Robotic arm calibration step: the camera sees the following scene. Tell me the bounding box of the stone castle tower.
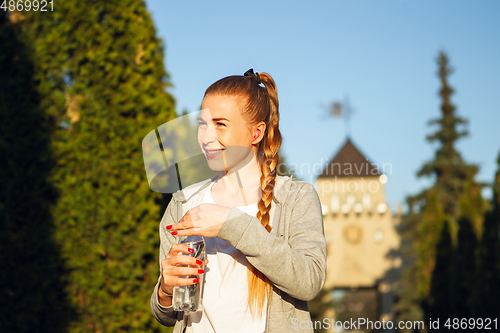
[316,137,401,332]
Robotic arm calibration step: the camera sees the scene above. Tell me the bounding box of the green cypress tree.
[453,216,478,319]
[452,165,487,319]
[477,152,500,318]
[422,220,454,331]
[394,194,426,333]
[0,11,74,332]
[16,1,177,331]
[415,190,445,302]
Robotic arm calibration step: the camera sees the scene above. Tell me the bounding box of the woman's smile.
[205,148,224,159]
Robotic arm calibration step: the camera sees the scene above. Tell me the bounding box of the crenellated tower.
[316,137,401,332]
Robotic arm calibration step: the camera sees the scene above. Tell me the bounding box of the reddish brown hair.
[204,72,282,315]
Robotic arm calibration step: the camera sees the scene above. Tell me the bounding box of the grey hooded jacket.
[150,174,327,332]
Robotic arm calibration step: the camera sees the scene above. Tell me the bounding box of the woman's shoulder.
[277,174,315,190]
[276,175,318,204]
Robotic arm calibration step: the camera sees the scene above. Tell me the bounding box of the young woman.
[150,69,327,332]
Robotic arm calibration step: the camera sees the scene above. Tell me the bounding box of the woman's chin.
[205,159,227,171]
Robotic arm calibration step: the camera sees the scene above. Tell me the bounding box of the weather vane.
[320,94,354,138]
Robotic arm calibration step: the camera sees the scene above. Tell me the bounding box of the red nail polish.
[188,248,194,253]
[166,225,172,230]
[171,231,178,235]
[198,269,204,274]
[196,260,202,265]
[193,279,199,283]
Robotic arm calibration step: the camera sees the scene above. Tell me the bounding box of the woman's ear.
[251,122,266,144]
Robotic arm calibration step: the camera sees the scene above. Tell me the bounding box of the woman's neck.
[213,153,262,205]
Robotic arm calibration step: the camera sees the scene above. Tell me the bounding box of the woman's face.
[198,94,255,173]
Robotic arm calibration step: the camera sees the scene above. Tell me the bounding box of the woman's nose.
[200,127,217,144]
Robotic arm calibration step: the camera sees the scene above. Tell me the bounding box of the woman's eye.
[216,122,225,127]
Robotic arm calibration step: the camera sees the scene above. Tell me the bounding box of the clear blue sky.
[144,0,500,212]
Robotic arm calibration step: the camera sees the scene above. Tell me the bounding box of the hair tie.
[244,68,261,84]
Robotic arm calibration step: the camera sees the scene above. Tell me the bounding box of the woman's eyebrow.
[197,116,230,122]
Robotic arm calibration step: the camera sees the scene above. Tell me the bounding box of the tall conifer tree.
[0,11,74,332]
[395,50,484,331]
[15,1,177,331]
[417,51,470,221]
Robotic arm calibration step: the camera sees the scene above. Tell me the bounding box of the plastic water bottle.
[172,235,205,312]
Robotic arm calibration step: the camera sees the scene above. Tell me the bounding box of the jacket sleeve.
[216,181,327,301]
[150,196,180,327]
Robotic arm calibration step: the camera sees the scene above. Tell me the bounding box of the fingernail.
[198,269,204,274]
[166,225,172,230]
[171,231,178,235]
[193,279,199,283]
[188,248,194,253]
[196,260,202,265]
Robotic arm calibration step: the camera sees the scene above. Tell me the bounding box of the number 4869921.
[444,318,497,330]
[1,0,54,12]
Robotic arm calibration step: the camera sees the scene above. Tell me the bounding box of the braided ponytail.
[247,72,282,316]
[255,73,281,231]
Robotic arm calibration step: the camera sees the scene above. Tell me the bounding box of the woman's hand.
[158,243,208,307]
[167,203,232,238]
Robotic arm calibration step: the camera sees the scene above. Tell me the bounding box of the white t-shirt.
[187,182,267,333]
